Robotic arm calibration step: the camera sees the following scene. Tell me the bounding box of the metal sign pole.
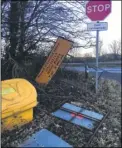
[96,21,99,93]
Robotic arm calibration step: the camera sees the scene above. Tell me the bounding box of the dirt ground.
[1,71,121,147]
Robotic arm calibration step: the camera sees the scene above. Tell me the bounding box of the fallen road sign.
[20,129,72,147]
[35,37,73,84]
[87,22,108,31]
[52,103,104,130]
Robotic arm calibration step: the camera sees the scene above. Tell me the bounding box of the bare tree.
[1,0,95,60]
[84,53,93,57]
[109,39,121,56]
[1,0,97,79]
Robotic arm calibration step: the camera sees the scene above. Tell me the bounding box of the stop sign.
[86,0,112,21]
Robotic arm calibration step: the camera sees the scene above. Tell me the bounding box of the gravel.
[1,71,121,147]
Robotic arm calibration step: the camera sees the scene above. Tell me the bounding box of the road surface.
[63,66,121,84]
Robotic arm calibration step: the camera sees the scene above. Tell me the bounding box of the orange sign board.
[35,37,73,84]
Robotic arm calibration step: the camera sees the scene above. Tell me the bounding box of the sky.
[100,1,121,49]
[80,1,121,56]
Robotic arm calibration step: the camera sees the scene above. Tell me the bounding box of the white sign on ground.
[87,22,108,31]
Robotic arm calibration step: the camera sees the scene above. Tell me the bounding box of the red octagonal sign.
[86,0,112,21]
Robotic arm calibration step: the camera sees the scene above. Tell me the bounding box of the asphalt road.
[90,71,121,84]
[63,66,121,84]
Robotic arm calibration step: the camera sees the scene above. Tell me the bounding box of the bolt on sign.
[35,37,73,84]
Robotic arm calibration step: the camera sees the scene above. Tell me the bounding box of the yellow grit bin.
[1,78,38,132]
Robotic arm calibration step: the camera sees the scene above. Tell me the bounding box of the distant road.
[63,61,121,65]
[63,66,121,84]
[91,71,121,84]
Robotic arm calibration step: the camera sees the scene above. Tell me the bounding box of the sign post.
[86,0,112,93]
[96,22,99,93]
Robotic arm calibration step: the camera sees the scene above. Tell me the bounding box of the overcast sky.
[100,1,121,49]
[80,1,121,55]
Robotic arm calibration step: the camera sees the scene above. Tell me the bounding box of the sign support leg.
[96,24,99,93]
